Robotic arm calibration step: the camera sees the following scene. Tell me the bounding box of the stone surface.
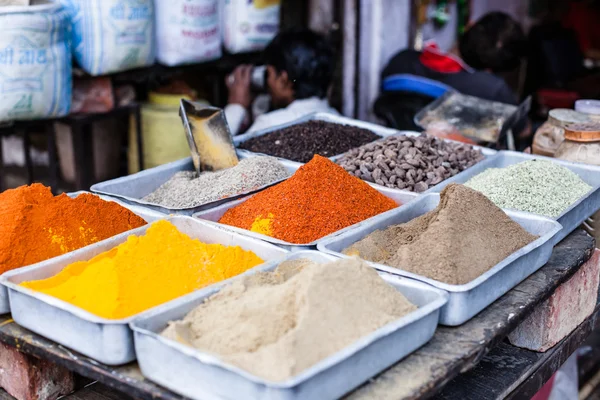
[508,249,600,352]
[0,342,74,400]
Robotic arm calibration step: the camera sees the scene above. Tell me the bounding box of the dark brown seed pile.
[238,120,381,163]
[337,134,485,192]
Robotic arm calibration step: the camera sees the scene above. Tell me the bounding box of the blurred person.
[382,12,526,106]
[225,29,338,135]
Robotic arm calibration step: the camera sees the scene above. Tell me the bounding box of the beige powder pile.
[343,184,538,285]
[161,258,416,381]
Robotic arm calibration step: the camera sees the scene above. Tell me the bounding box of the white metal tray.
[0,217,288,365]
[131,251,448,400]
[426,151,600,244]
[318,193,562,326]
[91,155,296,216]
[193,185,419,252]
[0,191,164,315]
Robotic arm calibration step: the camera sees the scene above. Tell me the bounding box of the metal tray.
[234,112,407,166]
[131,251,448,400]
[426,151,600,244]
[193,186,419,251]
[0,217,288,365]
[330,132,496,197]
[0,191,165,315]
[318,193,562,326]
[90,155,297,216]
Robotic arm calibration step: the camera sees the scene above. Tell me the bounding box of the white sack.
[0,2,72,122]
[223,0,281,54]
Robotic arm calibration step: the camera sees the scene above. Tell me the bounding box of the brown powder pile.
[162,258,416,382]
[343,184,538,285]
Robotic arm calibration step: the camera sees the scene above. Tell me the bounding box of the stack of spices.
[238,120,381,163]
[465,159,592,218]
[0,184,147,274]
[162,257,417,382]
[344,184,538,285]
[218,155,398,244]
[337,134,485,192]
[143,156,289,208]
[21,220,264,319]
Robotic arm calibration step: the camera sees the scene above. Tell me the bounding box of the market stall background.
[0,1,600,400]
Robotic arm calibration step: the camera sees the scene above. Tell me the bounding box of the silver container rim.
[91,156,292,214]
[469,151,600,222]
[193,187,419,248]
[0,216,287,326]
[131,250,449,389]
[317,193,563,293]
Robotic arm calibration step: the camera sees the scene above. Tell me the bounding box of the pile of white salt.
[161,258,416,381]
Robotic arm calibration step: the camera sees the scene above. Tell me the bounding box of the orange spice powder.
[219,155,398,243]
[0,184,147,274]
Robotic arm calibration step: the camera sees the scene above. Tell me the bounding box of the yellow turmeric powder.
[20,220,264,319]
[250,213,275,236]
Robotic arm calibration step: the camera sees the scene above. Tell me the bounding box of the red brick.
[508,249,600,352]
[0,343,74,400]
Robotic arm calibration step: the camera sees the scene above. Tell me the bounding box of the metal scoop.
[179,99,239,173]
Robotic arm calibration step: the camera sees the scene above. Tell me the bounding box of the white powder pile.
[161,258,417,382]
[143,156,289,208]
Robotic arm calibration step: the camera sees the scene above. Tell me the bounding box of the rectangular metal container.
[234,112,409,166]
[0,191,165,315]
[0,217,288,365]
[426,151,600,244]
[328,132,496,199]
[90,156,297,216]
[318,193,562,326]
[193,186,419,252]
[131,251,448,400]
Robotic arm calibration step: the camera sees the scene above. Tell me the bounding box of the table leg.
[134,106,144,172]
[46,123,59,192]
[23,128,34,184]
[72,123,95,191]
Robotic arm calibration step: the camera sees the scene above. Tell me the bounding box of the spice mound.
[465,159,592,218]
[218,155,398,244]
[0,184,147,274]
[343,184,538,285]
[238,120,381,163]
[143,156,289,209]
[337,134,485,192]
[20,220,264,319]
[161,257,417,382]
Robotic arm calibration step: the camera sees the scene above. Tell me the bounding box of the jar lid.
[564,122,600,142]
[549,109,590,127]
[575,99,600,115]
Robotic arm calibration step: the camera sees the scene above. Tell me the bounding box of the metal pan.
[193,186,419,252]
[426,151,600,244]
[0,192,165,315]
[234,112,410,166]
[318,193,562,326]
[131,251,448,400]
[0,217,288,365]
[90,155,296,216]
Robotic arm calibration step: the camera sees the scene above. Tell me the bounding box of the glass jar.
[532,109,590,157]
[556,122,600,242]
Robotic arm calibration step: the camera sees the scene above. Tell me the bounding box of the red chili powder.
[218,155,398,243]
[0,184,147,274]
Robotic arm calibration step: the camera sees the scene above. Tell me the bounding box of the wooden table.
[0,230,594,400]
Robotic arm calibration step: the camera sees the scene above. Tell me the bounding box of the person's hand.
[227,65,253,109]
